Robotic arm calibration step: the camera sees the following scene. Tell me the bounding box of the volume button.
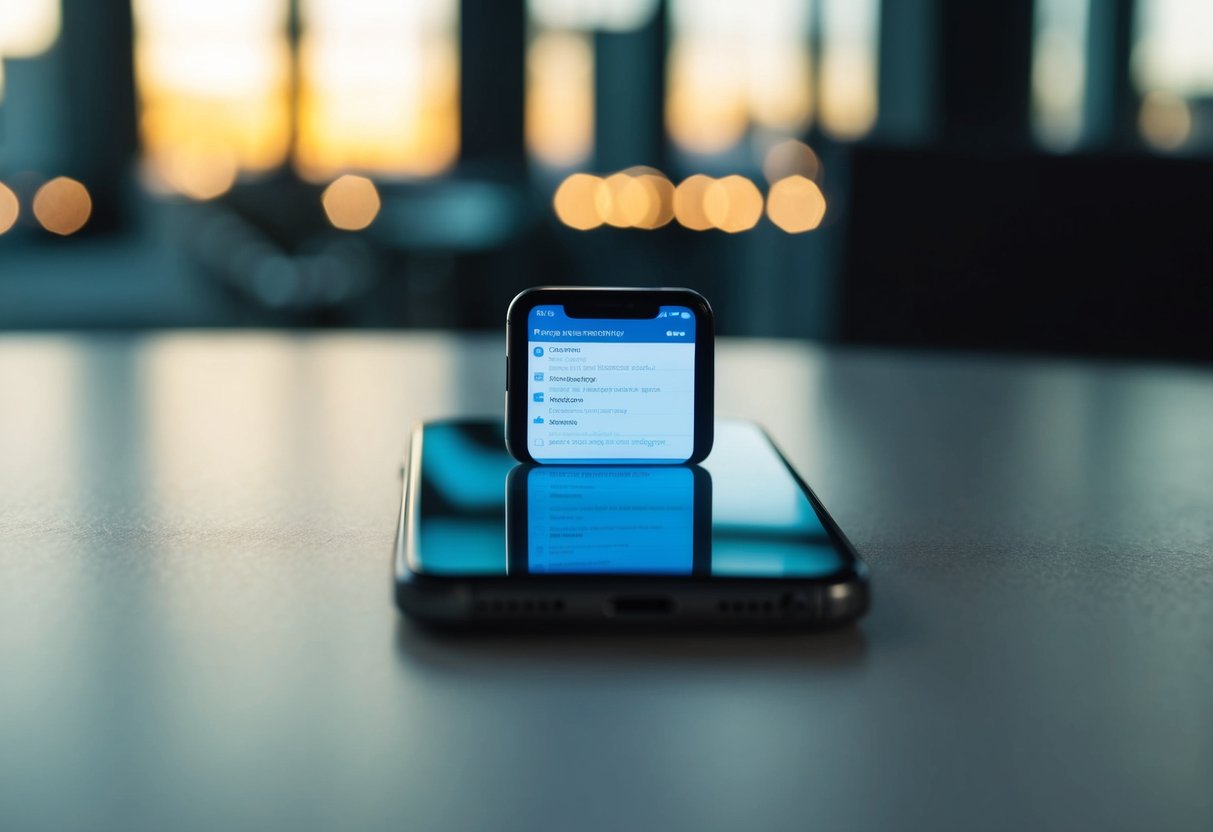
[505,355,509,390]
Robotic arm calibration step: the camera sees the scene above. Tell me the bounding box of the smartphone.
[505,287,714,465]
[394,419,869,629]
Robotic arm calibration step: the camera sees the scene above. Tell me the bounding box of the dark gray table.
[2,333,1211,832]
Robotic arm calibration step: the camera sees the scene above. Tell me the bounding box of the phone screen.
[410,420,849,579]
[526,303,696,463]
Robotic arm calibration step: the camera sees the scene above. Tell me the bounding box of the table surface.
[2,333,1211,832]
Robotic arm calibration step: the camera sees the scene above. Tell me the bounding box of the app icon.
[533,416,544,424]
[533,372,544,382]
[533,438,545,447]
[533,347,544,357]
[533,392,544,402]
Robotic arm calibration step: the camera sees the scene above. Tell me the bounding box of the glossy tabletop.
[2,333,1211,832]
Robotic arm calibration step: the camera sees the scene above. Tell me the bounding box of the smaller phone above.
[506,287,714,465]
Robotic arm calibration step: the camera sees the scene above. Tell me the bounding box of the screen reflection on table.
[508,466,711,575]
[413,420,846,579]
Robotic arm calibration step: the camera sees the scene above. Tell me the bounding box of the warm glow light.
[597,172,653,228]
[766,175,826,233]
[667,0,813,155]
[296,0,459,180]
[527,31,594,167]
[134,0,291,191]
[0,182,18,235]
[762,139,821,184]
[0,0,61,58]
[673,174,715,231]
[703,175,763,233]
[321,174,381,231]
[666,41,750,155]
[161,143,239,200]
[33,177,91,236]
[553,173,605,230]
[554,169,674,231]
[819,0,879,139]
[1139,90,1192,150]
[627,167,675,229]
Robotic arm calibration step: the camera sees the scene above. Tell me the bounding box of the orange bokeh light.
[703,175,763,233]
[766,175,826,233]
[553,173,606,230]
[673,174,715,231]
[0,182,19,235]
[33,177,92,236]
[321,174,381,231]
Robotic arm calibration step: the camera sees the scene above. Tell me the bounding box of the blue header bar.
[527,305,696,343]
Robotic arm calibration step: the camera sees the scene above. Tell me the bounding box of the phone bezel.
[505,287,715,465]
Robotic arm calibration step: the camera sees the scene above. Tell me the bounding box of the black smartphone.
[394,419,869,629]
[505,287,714,465]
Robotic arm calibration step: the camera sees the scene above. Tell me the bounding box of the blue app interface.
[526,304,696,462]
[526,467,694,574]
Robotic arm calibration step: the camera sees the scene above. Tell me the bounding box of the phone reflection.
[506,465,712,575]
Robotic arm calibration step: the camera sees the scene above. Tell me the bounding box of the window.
[134,0,291,198]
[296,0,459,180]
[1031,0,1089,150]
[1134,0,1213,151]
[667,0,878,160]
[133,0,459,200]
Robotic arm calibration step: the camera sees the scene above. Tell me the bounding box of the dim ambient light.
[321,175,381,231]
[0,182,19,235]
[703,175,763,233]
[762,139,821,184]
[766,175,826,233]
[673,174,714,231]
[33,177,92,236]
[526,31,594,168]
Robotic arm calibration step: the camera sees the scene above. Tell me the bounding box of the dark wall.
[839,147,1213,362]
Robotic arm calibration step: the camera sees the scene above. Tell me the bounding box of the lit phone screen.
[526,304,696,463]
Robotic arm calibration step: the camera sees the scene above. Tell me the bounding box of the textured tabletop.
[2,333,1211,832]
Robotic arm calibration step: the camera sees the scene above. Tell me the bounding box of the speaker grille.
[475,598,567,617]
[716,593,812,618]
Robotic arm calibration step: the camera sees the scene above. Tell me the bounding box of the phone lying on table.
[394,419,869,629]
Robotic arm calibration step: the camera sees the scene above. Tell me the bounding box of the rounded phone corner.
[506,286,554,322]
[504,432,536,465]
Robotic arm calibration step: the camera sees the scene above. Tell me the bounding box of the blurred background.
[1,0,1210,360]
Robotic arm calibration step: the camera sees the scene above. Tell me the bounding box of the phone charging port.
[607,596,675,616]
